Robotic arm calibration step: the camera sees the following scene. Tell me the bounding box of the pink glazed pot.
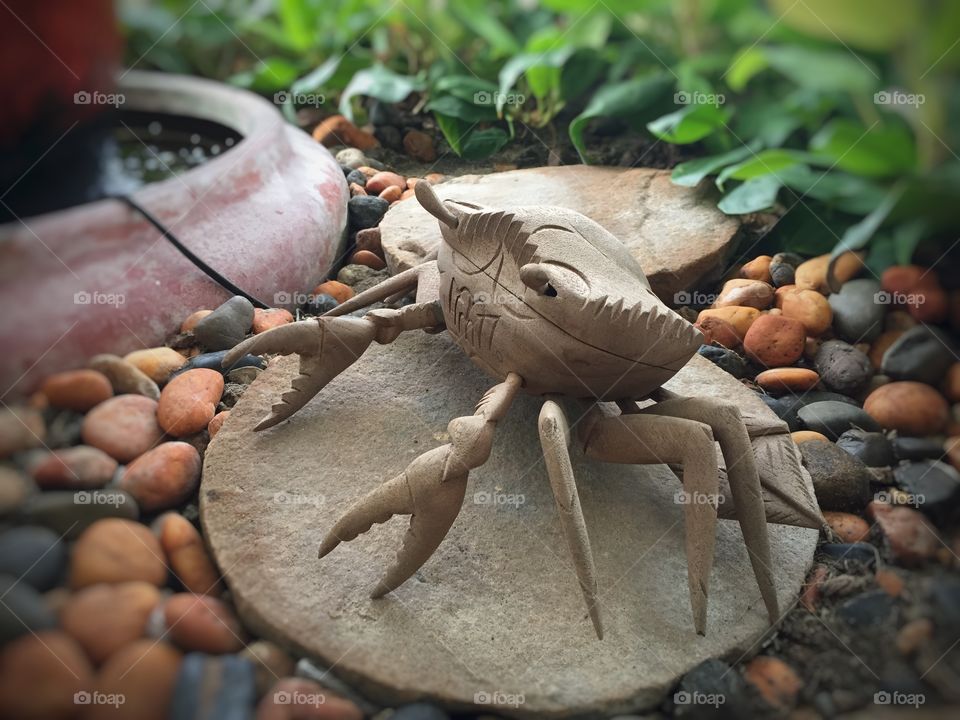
[0,71,348,398]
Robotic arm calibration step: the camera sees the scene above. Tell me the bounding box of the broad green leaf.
[433,113,466,155]
[229,57,300,93]
[831,183,906,256]
[647,103,729,145]
[496,48,573,116]
[450,0,520,58]
[717,175,782,214]
[339,66,424,121]
[277,0,315,53]
[432,75,499,104]
[671,143,760,187]
[777,165,887,214]
[763,45,879,94]
[716,149,808,188]
[461,127,510,160]
[291,56,340,95]
[725,46,767,91]
[425,94,497,123]
[810,119,916,178]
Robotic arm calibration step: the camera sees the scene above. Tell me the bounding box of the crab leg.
[578,409,719,635]
[538,399,603,639]
[318,373,523,598]
[630,395,780,625]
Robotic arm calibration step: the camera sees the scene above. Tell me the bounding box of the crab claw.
[223,317,377,430]
[318,445,468,598]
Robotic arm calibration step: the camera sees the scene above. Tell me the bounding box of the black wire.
[111,194,270,309]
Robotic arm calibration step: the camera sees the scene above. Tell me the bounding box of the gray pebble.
[193,296,255,351]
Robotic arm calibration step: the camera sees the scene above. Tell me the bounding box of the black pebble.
[698,344,748,378]
[346,169,366,187]
[348,196,389,230]
[304,293,339,315]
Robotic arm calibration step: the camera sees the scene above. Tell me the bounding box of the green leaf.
[451,0,520,58]
[569,72,673,162]
[425,94,497,123]
[717,175,782,214]
[291,57,341,95]
[831,182,906,256]
[716,149,807,188]
[496,48,573,116]
[433,113,466,155]
[763,45,879,94]
[725,46,767,92]
[339,66,424,121]
[229,57,301,93]
[647,103,729,145]
[277,0,315,53]
[461,127,510,160]
[777,166,887,214]
[810,119,916,178]
[671,143,760,187]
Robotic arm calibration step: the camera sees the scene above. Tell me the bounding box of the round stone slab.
[202,331,817,717]
[379,166,740,300]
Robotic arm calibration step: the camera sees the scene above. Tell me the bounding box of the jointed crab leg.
[538,399,603,639]
[318,373,523,598]
[579,409,719,635]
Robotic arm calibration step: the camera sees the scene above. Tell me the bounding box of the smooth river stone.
[378,166,740,299]
[201,329,819,717]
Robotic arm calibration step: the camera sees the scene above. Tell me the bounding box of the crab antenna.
[415,180,460,228]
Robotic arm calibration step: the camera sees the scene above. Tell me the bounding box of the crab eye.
[519,263,587,298]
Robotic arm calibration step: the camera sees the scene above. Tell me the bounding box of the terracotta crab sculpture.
[225,182,807,639]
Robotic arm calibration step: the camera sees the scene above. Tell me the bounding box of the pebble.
[379,185,403,203]
[828,279,884,342]
[800,564,828,610]
[347,195,389,229]
[304,293,339,315]
[769,252,801,287]
[0,574,56,644]
[823,511,870,543]
[743,656,802,710]
[867,501,939,565]
[312,115,378,149]
[695,306,759,339]
[348,182,366,196]
[403,129,436,162]
[70,518,168,588]
[163,593,245,653]
[312,280,354,305]
[714,279,774,309]
[258,677,364,720]
[350,249,387,270]
[337,263,387,288]
[743,314,805,367]
[208,410,230,438]
[194,296,255,351]
[835,589,895,627]
[335,147,371,169]
[893,460,960,514]
[253,308,294,334]
[177,350,266,375]
[82,394,164,463]
[345,168,366,186]
[693,315,740,348]
[0,526,65,591]
[795,252,862,293]
[40,368,112,411]
[157,368,225,437]
[814,340,873,396]
[819,542,876,564]
[158,513,223,597]
[354,227,383,256]
[893,436,945,461]
[881,326,956,385]
[87,639,182,720]
[944,362,960,402]
[755,368,819,394]
[390,703,453,720]
[180,309,213,332]
[896,618,933,656]
[797,400,879,439]
[868,329,903,368]
[0,631,92,720]
[798,439,872,511]
[698,345,748,378]
[124,347,188,383]
[907,285,948,323]
[17,489,138,539]
[365,171,406,195]
[758,394,800,430]
[791,430,829,444]
[0,405,45,458]
[89,353,161,399]
[60,580,161,663]
[31,445,118,490]
[875,569,905,597]
[171,653,256,720]
[835,428,894,467]
[881,265,932,295]
[672,658,750,718]
[227,366,261,385]
[740,255,772,283]
[864,381,948,435]
[775,287,833,336]
[242,640,296,697]
[121,442,201,512]
[0,466,31,515]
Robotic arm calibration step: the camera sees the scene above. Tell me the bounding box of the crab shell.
[427,193,704,399]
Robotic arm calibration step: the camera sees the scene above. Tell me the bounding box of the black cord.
[112,194,270,309]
